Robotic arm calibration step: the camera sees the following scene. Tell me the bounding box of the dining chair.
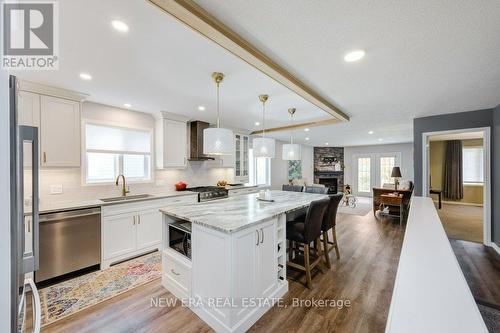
[286,198,330,288]
[282,184,304,192]
[321,194,343,268]
[304,185,328,194]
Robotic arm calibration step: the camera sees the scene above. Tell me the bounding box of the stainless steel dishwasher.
[36,207,101,283]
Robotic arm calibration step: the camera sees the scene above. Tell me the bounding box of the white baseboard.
[491,242,500,255]
[433,200,483,207]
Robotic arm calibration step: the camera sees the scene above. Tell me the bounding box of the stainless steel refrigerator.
[9,75,41,333]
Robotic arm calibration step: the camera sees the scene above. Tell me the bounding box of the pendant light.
[282,108,301,160]
[253,94,275,158]
[203,72,233,155]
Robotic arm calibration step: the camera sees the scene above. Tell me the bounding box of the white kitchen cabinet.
[102,195,197,268]
[102,212,137,261]
[40,95,81,167]
[18,91,40,168]
[136,209,163,250]
[188,217,284,332]
[18,91,40,127]
[234,134,249,183]
[156,115,188,169]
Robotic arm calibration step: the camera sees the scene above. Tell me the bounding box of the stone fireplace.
[314,147,344,194]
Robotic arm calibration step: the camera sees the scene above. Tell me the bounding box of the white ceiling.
[12,0,329,137]
[194,0,500,146]
[13,1,500,147]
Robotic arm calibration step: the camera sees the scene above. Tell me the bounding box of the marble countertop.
[26,190,197,215]
[160,190,328,233]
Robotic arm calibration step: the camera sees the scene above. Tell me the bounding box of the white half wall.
[344,143,414,189]
[270,141,314,189]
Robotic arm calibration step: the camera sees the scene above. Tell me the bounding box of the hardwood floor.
[450,239,500,308]
[437,203,483,243]
[41,212,405,333]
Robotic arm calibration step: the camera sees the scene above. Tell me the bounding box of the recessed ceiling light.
[111,20,129,33]
[378,138,383,142]
[368,130,374,135]
[254,121,260,126]
[305,137,310,141]
[304,128,310,132]
[124,103,131,108]
[198,105,206,111]
[79,72,92,81]
[325,142,329,145]
[344,49,365,62]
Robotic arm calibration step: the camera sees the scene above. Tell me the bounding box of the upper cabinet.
[18,81,87,168]
[234,133,249,183]
[40,96,81,167]
[155,112,188,169]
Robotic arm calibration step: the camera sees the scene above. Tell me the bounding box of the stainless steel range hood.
[189,121,215,161]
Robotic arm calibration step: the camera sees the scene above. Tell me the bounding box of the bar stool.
[286,198,330,288]
[321,194,343,268]
[282,184,304,192]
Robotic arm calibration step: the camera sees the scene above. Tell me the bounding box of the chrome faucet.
[115,174,130,197]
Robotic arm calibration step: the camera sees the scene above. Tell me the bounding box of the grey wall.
[413,109,493,195]
[413,108,499,247]
[493,105,500,247]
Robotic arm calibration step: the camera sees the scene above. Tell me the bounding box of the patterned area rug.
[40,251,161,326]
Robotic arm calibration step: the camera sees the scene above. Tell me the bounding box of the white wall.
[33,102,234,205]
[270,140,314,189]
[344,143,414,190]
[1,71,11,331]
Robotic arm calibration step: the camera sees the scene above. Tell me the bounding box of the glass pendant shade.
[253,137,275,158]
[203,127,233,155]
[282,143,301,160]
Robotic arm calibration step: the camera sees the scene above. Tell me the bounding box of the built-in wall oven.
[168,220,191,259]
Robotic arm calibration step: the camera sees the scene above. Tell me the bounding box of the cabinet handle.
[138,215,141,224]
[170,268,180,276]
[260,229,264,244]
[43,152,46,163]
[27,219,31,232]
[256,230,260,246]
[133,216,136,225]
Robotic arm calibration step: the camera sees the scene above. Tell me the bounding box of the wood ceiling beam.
[250,118,340,135]
[147,0,349,122]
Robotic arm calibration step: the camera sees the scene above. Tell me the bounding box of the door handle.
[25,278,41,333]
[43,152,46,163]
[255,230,260,246]
[260,228,264,244]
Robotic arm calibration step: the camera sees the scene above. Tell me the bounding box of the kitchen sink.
[100,194,154,202]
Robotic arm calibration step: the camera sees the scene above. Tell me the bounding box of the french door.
[353,153,401,196]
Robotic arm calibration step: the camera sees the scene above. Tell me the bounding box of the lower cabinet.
[101,195,197,268]
[102,212,137,261]
[136,209,163,250]
[190,217,285,332]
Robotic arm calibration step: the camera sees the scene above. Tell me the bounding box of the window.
[463,147,483,183]
[248,148,270,186]
[85,123,152,184]
[380,157,396,187]
[357,157,371,192]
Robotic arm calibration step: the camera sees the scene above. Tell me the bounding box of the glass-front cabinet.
[234,133,249,183]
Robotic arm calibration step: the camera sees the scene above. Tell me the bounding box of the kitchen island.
[160,190,328,333]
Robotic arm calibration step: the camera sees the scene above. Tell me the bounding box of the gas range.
[186,186,229,202]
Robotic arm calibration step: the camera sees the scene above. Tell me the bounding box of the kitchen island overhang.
[159,190,328,333]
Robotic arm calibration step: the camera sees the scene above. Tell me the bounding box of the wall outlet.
[50,184,63,194]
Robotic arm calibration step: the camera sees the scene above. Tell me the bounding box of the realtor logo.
[2,1,59,69]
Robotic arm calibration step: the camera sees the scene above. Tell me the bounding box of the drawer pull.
[170,268,180,276]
